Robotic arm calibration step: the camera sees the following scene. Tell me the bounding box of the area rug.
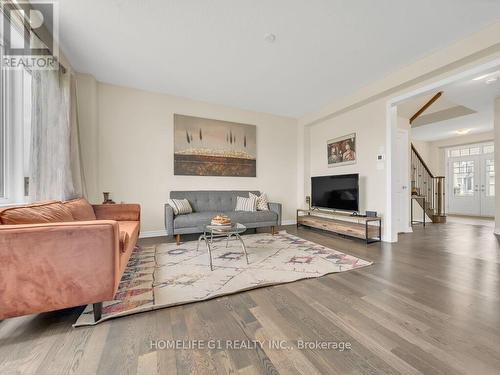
[74,230,372,326]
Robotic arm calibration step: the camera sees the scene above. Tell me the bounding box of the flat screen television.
[311,174,359,211]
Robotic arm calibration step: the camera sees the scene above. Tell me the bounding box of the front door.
[447,143,495,217]
[448,157,480,215]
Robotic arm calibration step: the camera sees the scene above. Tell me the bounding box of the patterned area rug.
[74,231,372,326]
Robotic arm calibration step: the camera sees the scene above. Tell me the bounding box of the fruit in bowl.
[211,214,231,226]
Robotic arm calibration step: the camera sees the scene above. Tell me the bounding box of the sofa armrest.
[0,220,120,320]
[164,204,174,236]
[92,203,141,221]
[268,202,282,226]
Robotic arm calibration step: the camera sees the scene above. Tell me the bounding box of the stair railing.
[411,144,446,218]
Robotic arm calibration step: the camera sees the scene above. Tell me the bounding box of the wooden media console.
[296,209,382,244]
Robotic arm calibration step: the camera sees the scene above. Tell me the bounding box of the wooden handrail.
[411,144,435,178]
[410,91,443,124]
[411,144,445,179]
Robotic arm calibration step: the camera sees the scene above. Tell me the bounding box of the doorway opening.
[386,59,500,241]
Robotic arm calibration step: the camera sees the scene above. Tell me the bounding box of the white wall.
[79,82,298,233]
[305,99,387,217]
[300,21,500,241]
[495,98,500,231]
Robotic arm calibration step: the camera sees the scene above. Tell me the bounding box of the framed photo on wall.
[327,133,356,167]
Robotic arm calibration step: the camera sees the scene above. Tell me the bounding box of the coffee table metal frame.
[197,223,248,271]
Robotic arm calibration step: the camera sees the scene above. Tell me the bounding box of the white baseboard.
[140,221,297,239]
[139,230,167,238]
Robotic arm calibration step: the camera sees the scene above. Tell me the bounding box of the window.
[484,144,494,154]
[0,46,5,199]
[0,48,33,204]
[469,147,481,155]
[447,143,494,158]
[23,69,32,195]
[0,11,34,204]
[453,160,474,196]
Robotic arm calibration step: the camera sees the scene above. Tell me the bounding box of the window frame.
[0,45,4,200]
[0,9,34,205]
[0,57,31,205]
[447,141,494,158]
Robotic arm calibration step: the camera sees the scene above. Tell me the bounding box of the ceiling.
[397,94,461,119]
[58,0,500,117]
[399,68,500,141]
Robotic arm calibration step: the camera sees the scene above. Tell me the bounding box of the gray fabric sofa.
[165,190,282,244]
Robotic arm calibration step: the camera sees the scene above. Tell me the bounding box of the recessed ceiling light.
[455,129,472,135]
[264,33,276,43]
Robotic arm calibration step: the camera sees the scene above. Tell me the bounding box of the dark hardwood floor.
[1,222,499,374]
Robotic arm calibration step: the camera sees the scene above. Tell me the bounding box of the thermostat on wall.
[376,154,385,170]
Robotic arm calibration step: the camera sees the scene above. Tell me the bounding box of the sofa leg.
[93,302,102,322]
[271,226,276,235]
[176,234,181,245]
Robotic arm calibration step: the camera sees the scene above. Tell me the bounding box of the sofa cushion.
[170,191,260,212]
[225,210,278,224]
[93,204,141,221]
[0,201,74,225]
[173,210,278,229]
[174,212,218,229]
[63,198,96,221]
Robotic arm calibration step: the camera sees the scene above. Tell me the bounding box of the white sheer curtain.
[30,68,81,201]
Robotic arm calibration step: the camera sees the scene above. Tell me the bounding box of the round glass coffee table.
[197,223,248,271]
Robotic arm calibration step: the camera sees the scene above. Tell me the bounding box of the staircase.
[411,144,446,223]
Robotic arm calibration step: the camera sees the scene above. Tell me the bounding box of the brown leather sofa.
[0,198,140,322]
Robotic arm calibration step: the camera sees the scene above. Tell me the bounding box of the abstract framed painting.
[174,114,257,177]
[327,133,356,167]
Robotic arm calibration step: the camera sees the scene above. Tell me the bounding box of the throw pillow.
[167,198,193,215]
[249,192,269,211]
[63,198,96,221]
[0,201,74,225]
[235,195,257,212]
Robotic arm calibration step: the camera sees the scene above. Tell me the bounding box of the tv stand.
[296,209,381,244]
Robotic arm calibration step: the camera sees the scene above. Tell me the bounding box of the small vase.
[102,192,115,204]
